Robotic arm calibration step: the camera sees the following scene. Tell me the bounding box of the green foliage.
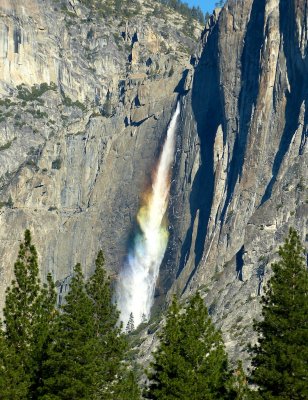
[6,195,14,208]
[114,0,122,13]
[39,263,99,399]
[60,4,77,18]
[100,97,114,117]
[0,100,16,123]
[0,140,14,151]
[0,230,56,398]
[145,293,234,399]
[86,251,140,398]
[39,253,140,399]
[86,250,130,397]
[0,331,30,399]
[0,98,17,108]
[60,0,206,24]
[232,361,251,400]
[157,0,206,25]
[51,158,62,170]
[126,312,135,334]
[250,228,308,399]
[113,370,141,400]
[26,109,48,119]
[113,32,123,48]
[296,177,305,191]
[17,83,57,102]
[62,94,86,111]
[78,0,141,19]
[153,5,161,17]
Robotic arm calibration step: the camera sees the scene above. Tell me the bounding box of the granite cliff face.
[164,0,307,362]
[0,0,307,364]
[0,0,201,308]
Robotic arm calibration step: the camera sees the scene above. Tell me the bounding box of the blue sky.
[186,0,219,14]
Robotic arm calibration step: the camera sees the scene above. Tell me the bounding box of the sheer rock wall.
[167,0,307,362]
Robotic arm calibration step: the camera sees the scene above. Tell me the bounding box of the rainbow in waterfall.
[116,102,180,328]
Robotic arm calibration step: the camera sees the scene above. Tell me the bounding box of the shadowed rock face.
[0,0,307,364]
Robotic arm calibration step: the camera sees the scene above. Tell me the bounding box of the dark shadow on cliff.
[174,69,190,95]
[175,23,223,291]
[236,245,244,281]
[221,0,266,221]
[261,0,307,204]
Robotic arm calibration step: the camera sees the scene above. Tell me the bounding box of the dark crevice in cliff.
[236,245,244,281]
[299,101,308,155]
[221,0,266,221]
[261,0,307,204]
[13,26,22,54]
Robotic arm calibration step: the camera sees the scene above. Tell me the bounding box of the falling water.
[116,102,180,328]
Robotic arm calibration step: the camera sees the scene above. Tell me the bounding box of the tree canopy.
[250,228,308,399]
[145,293,235,399]
[0,230,56,399]
[38,256,140,399]
[157,0,206,24]
[0,232,139,399]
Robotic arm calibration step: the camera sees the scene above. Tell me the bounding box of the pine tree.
[145,293,234,399]
[250,228,308,399]
[126,312,135,334]
[39,263,99,399]
[85,250,138,399]
[1,230,56,398]
[0,323,29,399]
[232,361,251,400]
[39,255,140,399]
[86,250,121,338]
[113,370,141,400]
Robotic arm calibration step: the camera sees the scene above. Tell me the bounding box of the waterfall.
[116,102,180,328]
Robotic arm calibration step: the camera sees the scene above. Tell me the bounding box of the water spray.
[116,102,181,328]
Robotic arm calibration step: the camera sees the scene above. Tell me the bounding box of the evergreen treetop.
[1,229,56,398]
[86,251,131,397]
[126,312,135,334]
[39,263,99,400]
[39,254,140,399]
[4,229,40,349]
[86,250,121,337]
[250,228,308,399]
[145,293,234,399]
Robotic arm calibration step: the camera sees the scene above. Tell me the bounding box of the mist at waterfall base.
[116,102,180,329]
